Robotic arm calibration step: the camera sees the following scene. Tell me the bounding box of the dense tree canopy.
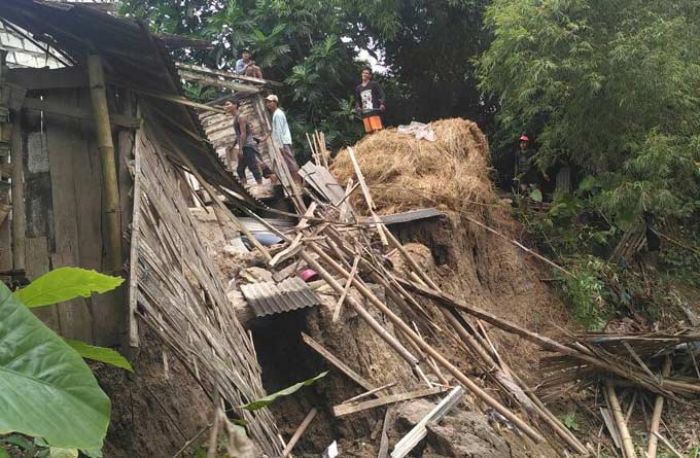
[118,0,490,149]
[478,0,700,223]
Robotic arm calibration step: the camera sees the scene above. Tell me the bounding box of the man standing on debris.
[514,135,538,193]
[224,100,263,185]
[235,48,252,75]
[261,94,302,184]
[354,66,385,134]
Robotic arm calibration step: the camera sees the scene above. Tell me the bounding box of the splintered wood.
[250,152,603,454]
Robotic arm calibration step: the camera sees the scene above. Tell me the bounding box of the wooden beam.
[390,386,464,458]
[332,387,446,417]
[10,111,25,270]
[301,332,376,392]
[7,67,88,90]
[87,54,122,273]
[23,97,140,129]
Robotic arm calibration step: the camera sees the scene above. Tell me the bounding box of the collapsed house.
[2,2,698,458]
[0,0,281,455]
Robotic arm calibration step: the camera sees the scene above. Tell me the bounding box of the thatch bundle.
[331,118,493,213]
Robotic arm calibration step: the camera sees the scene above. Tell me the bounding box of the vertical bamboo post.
[605,381,636,458]
[87,54,122,272]
[11,113,25,269]
[647,357,672,458]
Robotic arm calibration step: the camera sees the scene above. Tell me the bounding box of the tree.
[478,0,700,224]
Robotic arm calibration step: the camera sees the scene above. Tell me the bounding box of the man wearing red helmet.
[514,135,536,191]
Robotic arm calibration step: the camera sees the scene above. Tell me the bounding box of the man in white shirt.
[261,94,301,184]
[235,49,252,75]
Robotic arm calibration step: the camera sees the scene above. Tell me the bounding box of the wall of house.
[12,86,130,346]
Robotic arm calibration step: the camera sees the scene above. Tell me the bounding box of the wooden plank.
[44,89,93,342]
[301,332,376,392]
[333,387,446,417]
[11,106,25,269]
[390,386,464,458]
[76,88,124,346]
[7,67,88,90]
[25,236,59,331]
[23,97,140,129]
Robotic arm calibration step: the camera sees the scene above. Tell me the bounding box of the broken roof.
[0,0,258,206]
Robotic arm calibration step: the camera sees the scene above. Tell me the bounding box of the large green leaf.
[241,371,328,411]
[65,340,133,372]
[0,282,111,449]
[15,268,123,308]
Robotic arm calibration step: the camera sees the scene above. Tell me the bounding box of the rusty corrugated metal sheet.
[240,277,320,317]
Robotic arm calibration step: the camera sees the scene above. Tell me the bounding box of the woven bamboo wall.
[130,121,282,456]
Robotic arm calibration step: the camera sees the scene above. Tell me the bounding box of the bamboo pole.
[647,357,672,458]
[346,147,388,245]
[88,54,123,272]
[306,244,545,443]
[605,381,636,458]
[11,112,25,269]
[385,230,588,453]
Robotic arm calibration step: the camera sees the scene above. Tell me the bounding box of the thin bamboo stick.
[282,408,317,457]
[307,244,545,443]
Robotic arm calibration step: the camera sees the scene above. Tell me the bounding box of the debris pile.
[206,119,700,456]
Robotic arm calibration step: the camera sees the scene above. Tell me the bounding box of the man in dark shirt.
[514,135,537,192]
[354,67,385,134]
[224,100,263,185]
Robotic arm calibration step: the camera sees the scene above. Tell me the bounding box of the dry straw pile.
[332,118,493,214]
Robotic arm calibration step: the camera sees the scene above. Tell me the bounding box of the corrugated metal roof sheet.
[240,277,320,317]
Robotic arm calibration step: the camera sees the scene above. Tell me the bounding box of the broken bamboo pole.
[333,255,360,322]
[88,53,122,272]
[307,244,546,444]
[282,408,317,457]
[647,357,672,458]
[605,381,636,458]
[397,278,694,397]
[385,231,587,453]
[346,147,387,245]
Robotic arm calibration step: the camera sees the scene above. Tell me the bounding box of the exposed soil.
[97,325,213,457]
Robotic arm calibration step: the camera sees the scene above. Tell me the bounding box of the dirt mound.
[331,119,492,213]
[336,119,571,372]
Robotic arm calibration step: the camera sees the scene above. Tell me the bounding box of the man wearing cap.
[235,49,252,75]
[262,94,302,184]
[514,135,536,191]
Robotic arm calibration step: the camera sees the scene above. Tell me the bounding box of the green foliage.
[241,371,328,411]
[561,412,580,431]
[479,0,700,225]
[65,340,134,372]
[15,267,124,309]
[557,257,610,330]
[0,282,111,450]
[119,0,493,149]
